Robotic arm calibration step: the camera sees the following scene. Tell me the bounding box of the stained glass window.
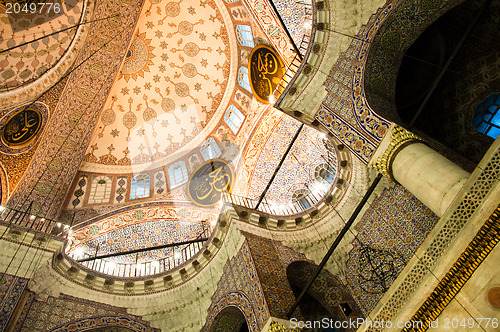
[238,67,252,93]
[292,189,312,211]
[236,25,254,47]
[473,93,500,139]
[168,161,188,189]
[314,163,336,184]
[130,174,150,199]
[224,105,245,134]
[201,138,222,161]
[88,176,112,204]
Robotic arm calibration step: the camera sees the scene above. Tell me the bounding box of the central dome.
[81,0,236,171]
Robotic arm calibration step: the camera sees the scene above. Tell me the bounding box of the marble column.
[371,126,470,217]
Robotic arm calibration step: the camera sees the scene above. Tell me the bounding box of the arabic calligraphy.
[1,108,42,147]
[248,45,284,104]
[187,159,234,207]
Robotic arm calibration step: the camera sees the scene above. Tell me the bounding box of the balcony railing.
[0,205,67,238]
[66,226,211,278]
[223,179,333,217]
[273,2,315,105]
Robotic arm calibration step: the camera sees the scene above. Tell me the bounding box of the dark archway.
[208,306,249,332]
[286,261,363,331]
[364,0,499,167]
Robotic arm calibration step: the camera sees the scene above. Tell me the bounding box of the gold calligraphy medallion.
[1,107,42,147]
[248,45,285,104]
[187,159,235,207]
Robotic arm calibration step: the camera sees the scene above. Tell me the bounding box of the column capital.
[371,125,422,178]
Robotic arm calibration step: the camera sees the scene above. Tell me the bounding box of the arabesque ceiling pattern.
[82,0,234,169]
[0,0,84,90]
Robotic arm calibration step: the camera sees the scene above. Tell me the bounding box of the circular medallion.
[175,82,189,97]
[0,102,47,154]
[248,45,285,104]
[182,63,197,78]
[101,108,115,126]
[123,111,137,129]
[178,21,194,35]
[2,108,42,147]
[143,107,157,124]
[165,2,180,17]
[488,287,500,308]
[161,98,175,112]
[183,42,200,57]
[187,159,234,207]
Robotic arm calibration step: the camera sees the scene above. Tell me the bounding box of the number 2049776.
[5,2,61,14]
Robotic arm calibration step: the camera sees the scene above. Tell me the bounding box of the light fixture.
[73,246,84,258]
[29,215,36,220]
[0,206,5,212]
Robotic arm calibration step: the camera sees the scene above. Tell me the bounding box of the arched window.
[473,93,500,139]
[292,188,312,211]
[201,138,221,161]
[238,67,252,93]
[314,163,336,184]
[224,105,245,134]
[130,174,150,199]
[88,176,112,204]
[168,161,188,189]
[236,25,254,47]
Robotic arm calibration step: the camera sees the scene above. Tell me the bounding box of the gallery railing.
[273,2,315,104]
[222,181,332,217]
[0,205,67,238]
[66,227,211,278]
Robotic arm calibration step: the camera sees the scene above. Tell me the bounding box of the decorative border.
[351,2,395,142]
[50,315,160,332]
[0,277,28,331]
[403,204,500,331]
[316,105,376,163]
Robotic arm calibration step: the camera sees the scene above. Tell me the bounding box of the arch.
[286,261,364,320]
[364,0,498,164]
[50,315,159,332]
[204,292,260,332]
[364,0,466,123]
[168,161,189,188]
[130,174,150,199]
[238,67,252,93]
[236,25,255,48]
[201,138,222,161]
[208,306,249,332]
